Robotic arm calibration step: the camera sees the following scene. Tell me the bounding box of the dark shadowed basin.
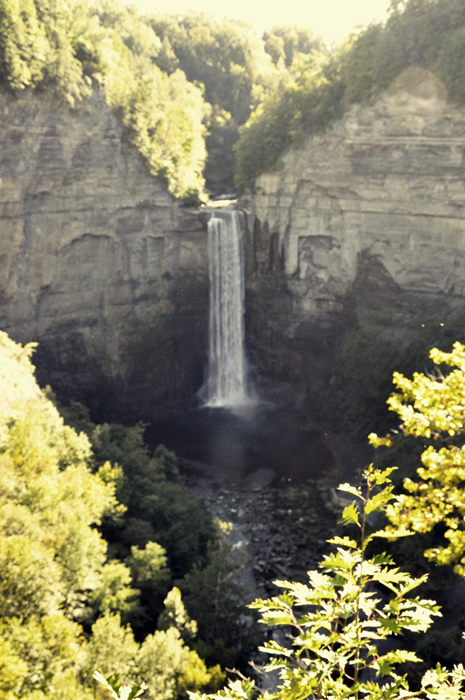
[145,404,341,486]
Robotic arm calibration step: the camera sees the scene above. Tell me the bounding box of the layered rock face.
[244,68,465,423]
[0,88,208,418]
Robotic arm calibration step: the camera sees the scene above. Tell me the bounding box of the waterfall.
[204,209,249,407]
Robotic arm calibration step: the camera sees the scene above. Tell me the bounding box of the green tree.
[263,25,322,68]
[180,522,259,670]
[83,597,223,700]
[146,11,280,193]
[126,542,171,634]
[0,615,88,700]
[370,341,465,576]
[89,420,215,582]
[157,587,197,641]
[82,611,140,684]
[234,49,343,191]
[0,0,208,199]
[0,332,135,697]
[192,466,465,700]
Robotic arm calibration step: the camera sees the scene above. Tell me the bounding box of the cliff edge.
[0,88,208,418]
[244,68,465,427]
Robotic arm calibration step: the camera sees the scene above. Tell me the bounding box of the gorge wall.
[243,68,465,428]
[0,88,208,419]
[2,70,465,429]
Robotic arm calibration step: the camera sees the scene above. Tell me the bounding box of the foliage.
[0,399,122,622]
[0,332,231,698]
[59,400,247,650]
[234,50,344,190]
[370,341,465,576]
[0,614,87,700]
[180,521,260,671]
[235,0,465,189]
[87,419,215,585]
[192,466,465,700]
[157,587,197,641]
[146,11,281,192]
[263,26,323,68]
[83,612,139,685]
[145,13,331,193]
[125,542,171,633]
[0,0,207,198]
[83,597,222,700]
[93,670,146,700]
[0,331,132,696]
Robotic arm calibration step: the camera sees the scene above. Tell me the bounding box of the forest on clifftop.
[2,0,465,198]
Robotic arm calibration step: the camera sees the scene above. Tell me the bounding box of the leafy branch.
[93,670,146,700]
[191,466,465,700]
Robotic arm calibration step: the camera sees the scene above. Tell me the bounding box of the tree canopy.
[234,0,465,190]
[0,0,207,199]
[2,0,465,195]
[370,341,465,576]
[0,331,244,698]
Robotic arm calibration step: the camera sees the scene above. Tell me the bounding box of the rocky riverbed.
[180,458,345,600]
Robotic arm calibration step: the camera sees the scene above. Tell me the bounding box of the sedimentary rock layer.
[0,88,208,418]
[244,69,465,421]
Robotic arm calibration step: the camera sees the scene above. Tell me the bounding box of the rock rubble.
[181,459,342,599]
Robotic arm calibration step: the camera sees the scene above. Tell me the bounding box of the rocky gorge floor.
[180,458,346,601]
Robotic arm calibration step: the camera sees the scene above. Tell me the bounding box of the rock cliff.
[0,88,208,418]
[244,68,465,427]
[3,70,465,430]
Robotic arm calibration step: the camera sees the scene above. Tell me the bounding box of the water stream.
[145,209,344,487]
[204,209,250,407]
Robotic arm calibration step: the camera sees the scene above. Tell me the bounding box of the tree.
[192,466,465,700]
[126,542,171,634]
[234,49,343,191]
[370,341,465,576]
[146,11,282,192]
[0,332,135,696]
[263,26,322,68]
[0,331,230,698]
[83,595,223,700]
[180,522,259,670]
[0,0,208,199]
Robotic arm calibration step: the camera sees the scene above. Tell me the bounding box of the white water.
[204,210,250,408]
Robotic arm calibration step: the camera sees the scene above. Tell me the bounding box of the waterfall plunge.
[204,210,251,408]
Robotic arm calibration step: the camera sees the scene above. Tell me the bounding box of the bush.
[192,466,465,700]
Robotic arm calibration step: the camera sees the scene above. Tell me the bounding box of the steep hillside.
[244,66,465,431]
[0,0,207,199]
[235,0,465,190]
[0,87,208,419]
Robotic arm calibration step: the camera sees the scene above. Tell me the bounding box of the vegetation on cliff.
[235,0,465,189]
[0,0,323,196]
[0,0,207,199]
[0,331,256,699]
[145,15,321,193]
[371,341,465,576]
[1,0,465,194]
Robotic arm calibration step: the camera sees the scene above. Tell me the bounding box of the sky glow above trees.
[123,0,391,45]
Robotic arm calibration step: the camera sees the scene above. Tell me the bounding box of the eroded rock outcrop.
[244,68,465,425]
[0,88,208,418]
